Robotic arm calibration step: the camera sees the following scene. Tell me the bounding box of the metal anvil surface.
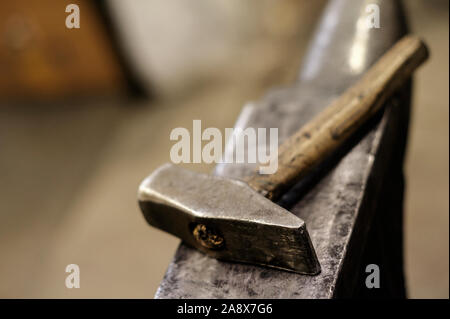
[155,0,410,298]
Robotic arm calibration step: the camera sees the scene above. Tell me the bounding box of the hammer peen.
[138,35,428,275]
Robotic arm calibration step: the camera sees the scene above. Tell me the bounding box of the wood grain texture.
[246,35,428,200]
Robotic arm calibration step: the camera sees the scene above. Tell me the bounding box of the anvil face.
[138,164,320,274]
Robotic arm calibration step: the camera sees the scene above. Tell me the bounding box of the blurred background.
[0,0,448,298]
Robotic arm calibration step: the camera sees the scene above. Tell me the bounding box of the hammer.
[138,36,428,275]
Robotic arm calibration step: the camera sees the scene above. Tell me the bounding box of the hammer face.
[138,164,320,275]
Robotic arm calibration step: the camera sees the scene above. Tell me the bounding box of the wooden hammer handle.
[246,35,429,200]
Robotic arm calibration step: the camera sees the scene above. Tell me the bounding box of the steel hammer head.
[138,164,320,275]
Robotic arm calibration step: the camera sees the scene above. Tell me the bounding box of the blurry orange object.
[0,0,128,100]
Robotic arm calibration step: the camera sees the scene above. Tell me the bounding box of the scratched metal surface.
[156,0,408,298]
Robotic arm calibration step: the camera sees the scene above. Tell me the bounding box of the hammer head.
[138,164,320,275]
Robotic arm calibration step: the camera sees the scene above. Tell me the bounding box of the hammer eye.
[192,224,224,250]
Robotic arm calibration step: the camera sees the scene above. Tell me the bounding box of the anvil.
[138,36,428,274]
